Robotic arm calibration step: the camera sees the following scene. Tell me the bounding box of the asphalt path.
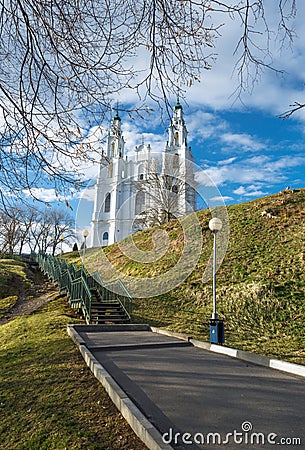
[78,329,305,450]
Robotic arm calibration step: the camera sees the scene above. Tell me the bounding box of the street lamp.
[208,217,224,344]
[209,218,222,320]
[82,229,89,266]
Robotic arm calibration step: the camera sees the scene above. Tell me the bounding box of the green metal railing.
[33,253,132,324]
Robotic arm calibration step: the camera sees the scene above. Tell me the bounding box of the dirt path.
[0,267,59,325]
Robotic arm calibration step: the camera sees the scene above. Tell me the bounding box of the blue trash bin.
[210,319,224,344]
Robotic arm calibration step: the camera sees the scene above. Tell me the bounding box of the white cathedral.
[90,101,197,247]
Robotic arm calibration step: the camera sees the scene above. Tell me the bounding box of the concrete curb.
[151,327,305,379]
[67,324,86,347]
[67,325,173,450]
[68,324,305,450]
[150,326,192,342]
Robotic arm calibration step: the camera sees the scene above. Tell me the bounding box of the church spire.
[106,103,124,159]
[166,100,187,151]
[113,101,121,122]
[175,94,182,111]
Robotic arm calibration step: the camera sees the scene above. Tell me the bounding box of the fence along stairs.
[34,253,132,324]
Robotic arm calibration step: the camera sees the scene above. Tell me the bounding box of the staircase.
[33,253,132,325]
[90,288,130,324]
[91,302,129,324]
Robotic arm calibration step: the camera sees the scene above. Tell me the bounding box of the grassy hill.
[0,262,145,449]
[78,188,305,365]
[0,190,303,447]
[0,257,31,319]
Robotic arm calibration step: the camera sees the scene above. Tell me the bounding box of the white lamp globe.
[209,218,223,232]
[82,229,89,238]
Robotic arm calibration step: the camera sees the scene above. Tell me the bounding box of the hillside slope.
[83,189,305,364]
[0,257,31,319]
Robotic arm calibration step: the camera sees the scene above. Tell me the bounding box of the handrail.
[32,253,132,323]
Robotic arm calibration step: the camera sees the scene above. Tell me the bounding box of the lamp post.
[208,217,224,344]
[82,229,89,266]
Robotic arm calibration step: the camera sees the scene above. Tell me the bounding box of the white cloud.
[210,195,234,203]
[233,185,268,197]
[271,155,305,169]
[22,188,70,203]
[198,164,274,186]
[196,152,305,189]
[122,121,165,156]
[186,110,228,143]
[221,133,266,151]
[218,157,237,165]
[21,185,97,204]
[179,3,305,119]
[75,187,96,202]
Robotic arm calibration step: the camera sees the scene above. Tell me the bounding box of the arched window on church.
[174,132,179,147]
[104,192,111,212]
[102,232,109,246]
[138,163,145,180]
[107,163,113,178]
[111,142,115,157]
[135,191,145,215]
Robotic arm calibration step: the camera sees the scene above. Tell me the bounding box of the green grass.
[68,189,305,365]
[0,292,145,449]
[1,190,303,447]
[0,258,30,318]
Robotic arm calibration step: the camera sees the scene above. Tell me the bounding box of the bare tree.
[0,204,74,255]
[16,207,37,255]
[0,1,300,204]
[0,204,38,254]
[133,155,196,229]
[0,206,23,254]
[47,209,75,255]
[29,208,75,255]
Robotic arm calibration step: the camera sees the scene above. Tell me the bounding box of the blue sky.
[26,2,305,240]
[189,108,305,204]
[71,103,305,237]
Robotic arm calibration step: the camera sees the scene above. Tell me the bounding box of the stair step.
[90,294,130,325]
[91,304,122,308]
[91,314,126,320]
[94,318,130,324]
[91,302,122,307]
[91,308,123,312]
[91,307,124,312]
[91,311,124,316]
[91,313,129,320]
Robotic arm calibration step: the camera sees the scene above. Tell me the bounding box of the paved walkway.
[68,325,305,450]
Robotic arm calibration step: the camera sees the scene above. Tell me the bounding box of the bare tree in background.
[29,208,75,255]
[0,206,25,254]
[133,156,196,229]
[0,0,300,204]
[47,209,75,255]
[0,204,75,255]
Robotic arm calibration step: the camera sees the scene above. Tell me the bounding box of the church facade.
[90,102,196,247]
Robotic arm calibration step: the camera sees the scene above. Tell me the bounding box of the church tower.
[91,110,131,247]
[162,99,196,216]
[106,111,125,159]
